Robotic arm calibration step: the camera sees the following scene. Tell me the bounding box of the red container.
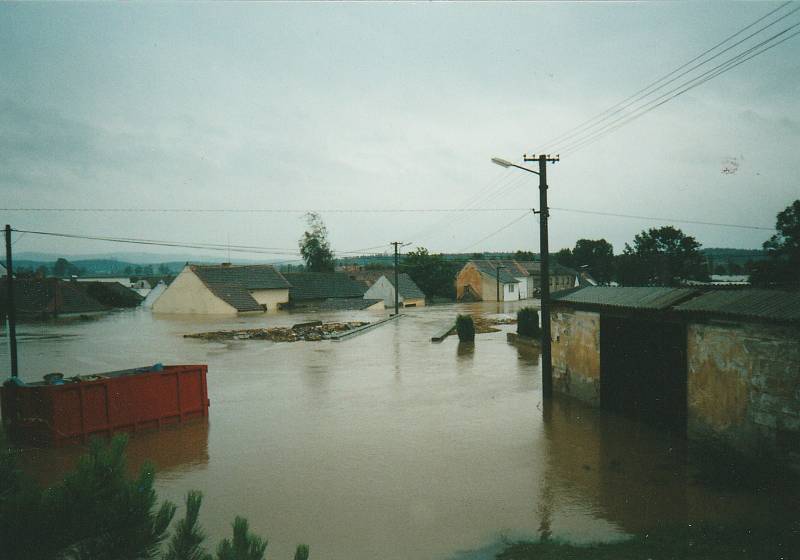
[1,365,209,446]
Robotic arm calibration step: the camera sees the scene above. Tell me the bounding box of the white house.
[152,264,290,314]
[363,273,426,308]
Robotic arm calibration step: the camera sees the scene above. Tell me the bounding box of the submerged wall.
[687,321,800,469]
[551,307,601,406]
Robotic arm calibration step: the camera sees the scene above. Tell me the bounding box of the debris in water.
[184,321,369,342]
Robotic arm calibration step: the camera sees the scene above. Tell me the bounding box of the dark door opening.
[600,315,687,434]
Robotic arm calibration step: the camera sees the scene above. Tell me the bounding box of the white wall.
[152,266,237,314]
[363,276,400,307]
[250,288,289,311]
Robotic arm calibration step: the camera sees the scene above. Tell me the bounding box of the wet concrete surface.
[2,302,795,560]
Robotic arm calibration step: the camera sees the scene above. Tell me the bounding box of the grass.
[496,522,800,560]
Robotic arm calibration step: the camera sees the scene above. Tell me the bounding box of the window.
[509,284,515,292]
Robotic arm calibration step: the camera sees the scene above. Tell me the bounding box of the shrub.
[517,307,541,338]
[456,314,475,342]
[0,434,309,560]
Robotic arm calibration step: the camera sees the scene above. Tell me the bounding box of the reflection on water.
[3,302,794,560]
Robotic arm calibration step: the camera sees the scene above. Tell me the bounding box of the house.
[152,264,290,314]
[549,286,800,471]
[455,260,521,302]
[0,278,108,318]
[142,280,168,309]
[363,273,427,308]
[281,272,369,308]
[76,281,143,308]
[517,261,581,297]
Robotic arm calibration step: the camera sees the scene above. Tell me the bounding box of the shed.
[673,289,800,466]
[550,287,698,430]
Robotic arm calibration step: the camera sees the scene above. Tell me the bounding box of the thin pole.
[5,224,19,378]
[391,242,401,315]
[537,155,552,399]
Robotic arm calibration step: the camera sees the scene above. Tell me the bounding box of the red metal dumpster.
[1,365,210,446]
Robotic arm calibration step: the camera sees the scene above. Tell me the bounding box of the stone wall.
[551,307,601,406]
[687,321,800,469]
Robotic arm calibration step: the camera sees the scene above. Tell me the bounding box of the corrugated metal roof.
[552,286,698,310]
[674,289,800,324]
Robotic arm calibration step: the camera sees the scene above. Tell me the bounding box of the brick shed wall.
[687,321,800,469]
[551,307,601,406]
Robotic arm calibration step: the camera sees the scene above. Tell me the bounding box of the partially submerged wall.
[551,307,601,406]
[687,321,800,469]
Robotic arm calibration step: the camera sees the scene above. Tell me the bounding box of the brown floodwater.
[2,302,795,559]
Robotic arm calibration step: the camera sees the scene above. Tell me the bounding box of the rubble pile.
[185,320,369,343]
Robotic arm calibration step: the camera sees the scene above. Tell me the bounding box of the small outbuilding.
[153,264,290,314]
[550,286,800,471]
[363,273,427,308]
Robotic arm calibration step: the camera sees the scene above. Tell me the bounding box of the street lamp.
[491,154,559,400]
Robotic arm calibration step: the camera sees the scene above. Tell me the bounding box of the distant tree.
[35,265,47,278]
[513,250,535,261]
[554,248,575,269]
[299,212,335,272]
[142,264,154,276]
[157,264,171,275]
[401,247,456,300]
[617,226,708,286]
[124,266,133,275]
[134,266,143,275]
[470,252,484,260]
[751,200,800,289]
[53,258,70,277]
[571,239,615,284]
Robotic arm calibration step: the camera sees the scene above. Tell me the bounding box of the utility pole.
[495,264,506,302]
[5,224,19,378]
[391,241,402,316]
[523,154,559,399]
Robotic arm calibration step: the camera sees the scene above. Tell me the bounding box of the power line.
[0,206,532,214]
[537,2,798,153]
[461,210,533,251]
[550,207,773,231]
[561,22,800,155]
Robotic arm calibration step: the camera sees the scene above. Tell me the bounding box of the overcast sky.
[2,2,799,262]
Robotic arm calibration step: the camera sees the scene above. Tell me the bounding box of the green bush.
[517,307,541,338]
[456,314,475,342]
[0,434,309,560]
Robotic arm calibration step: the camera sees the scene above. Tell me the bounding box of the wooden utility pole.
[391,242,402,315]
[495,264,505,302]
[523,154,559,399]
[5,224,19,378]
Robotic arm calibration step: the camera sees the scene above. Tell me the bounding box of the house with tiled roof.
[152,264,290,314]
[363,273,427,308]
[455,260,522,302]
[0,278,108,318]
[281,272,370,308]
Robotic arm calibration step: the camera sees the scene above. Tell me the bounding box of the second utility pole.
[391,242,402,315]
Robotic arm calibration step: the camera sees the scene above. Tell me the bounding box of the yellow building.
[153,264,290,314]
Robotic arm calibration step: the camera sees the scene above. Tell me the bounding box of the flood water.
[2,302,794,559]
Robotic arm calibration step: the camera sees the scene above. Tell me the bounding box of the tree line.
[296,201,800,295]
